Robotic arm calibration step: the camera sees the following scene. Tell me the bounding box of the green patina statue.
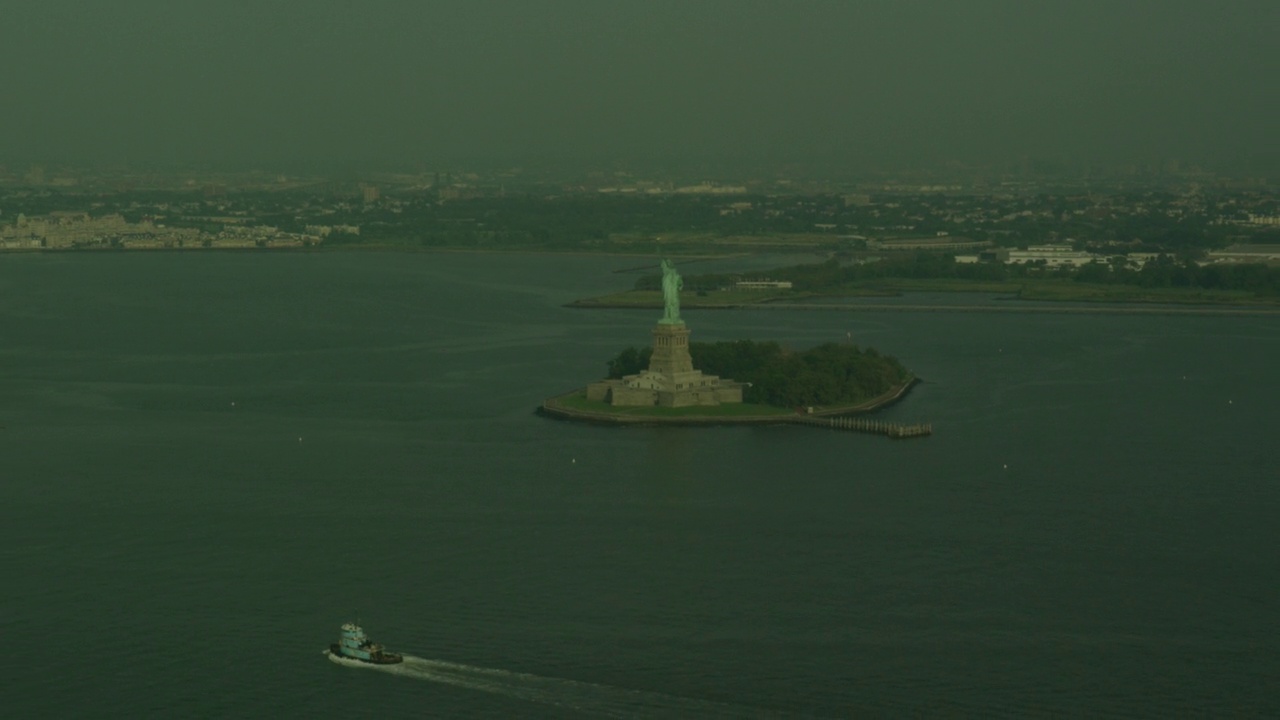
[659,258,683,325]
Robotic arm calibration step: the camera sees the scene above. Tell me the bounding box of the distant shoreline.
[753,301,1280,316]
[567,299,1280,316]
[0,245,740,260]
[8,246,1277,315]
[566,291,1280,316]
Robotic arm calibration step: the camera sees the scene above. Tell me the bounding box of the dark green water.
[2,252,1277,718]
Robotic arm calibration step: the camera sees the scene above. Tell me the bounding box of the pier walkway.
[792,414,932,439]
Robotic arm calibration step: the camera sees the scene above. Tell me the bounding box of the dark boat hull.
[328,643,404,665]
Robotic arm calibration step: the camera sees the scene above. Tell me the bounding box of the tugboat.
[327,622,404,665]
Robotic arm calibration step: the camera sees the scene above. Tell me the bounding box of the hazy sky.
[2,0,1277,171]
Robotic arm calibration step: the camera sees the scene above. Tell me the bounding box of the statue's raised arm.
[660,258,683,325]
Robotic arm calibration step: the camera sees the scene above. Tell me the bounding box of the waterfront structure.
[586,259,744,408]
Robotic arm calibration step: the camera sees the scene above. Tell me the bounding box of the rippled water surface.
[2,252,1277,718]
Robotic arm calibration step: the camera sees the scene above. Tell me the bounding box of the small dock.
[793,414,932,439]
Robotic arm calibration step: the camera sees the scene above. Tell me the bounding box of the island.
[568,254,1280,312]
[539,259,929,438]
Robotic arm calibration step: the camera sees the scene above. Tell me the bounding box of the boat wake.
[326,651,811,718]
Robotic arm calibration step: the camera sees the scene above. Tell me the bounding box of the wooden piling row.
[794,414,932,439]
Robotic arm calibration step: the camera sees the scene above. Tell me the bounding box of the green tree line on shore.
[606,340,909,408]
[642,253,1280,296]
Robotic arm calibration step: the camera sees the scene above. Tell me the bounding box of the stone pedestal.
[648,322,693,377]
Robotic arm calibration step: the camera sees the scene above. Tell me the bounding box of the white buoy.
[299,437,303,443]
[571,458,576,464]
[1002,464,1008,470]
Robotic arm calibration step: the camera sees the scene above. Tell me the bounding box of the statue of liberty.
[659,258,683,325]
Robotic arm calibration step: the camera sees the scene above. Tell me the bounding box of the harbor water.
[1,251,1277,718]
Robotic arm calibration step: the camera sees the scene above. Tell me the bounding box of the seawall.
[537,376,920,428]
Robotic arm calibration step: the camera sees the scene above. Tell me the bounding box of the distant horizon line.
[1,156,1274,179]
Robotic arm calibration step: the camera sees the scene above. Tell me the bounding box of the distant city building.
[362,185,380,204]
[1,211,325,251]
[1124,253,1161,268]
[1005,244,1096,267]
[305,224,360,238]
[672,183,748,195]
[867,237,991,252]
